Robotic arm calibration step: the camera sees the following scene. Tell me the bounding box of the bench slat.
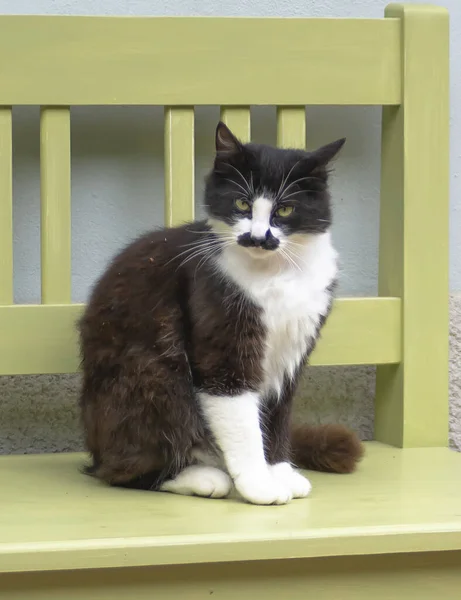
[220,107,251,142]
[164,107,195,227]
[276,107,306,149]
[0,16,401,106]
[0,107,13,305]
[40,107,71,304]
[0,298,401,375]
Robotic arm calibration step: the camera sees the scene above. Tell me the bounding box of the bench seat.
[1,443,461,599]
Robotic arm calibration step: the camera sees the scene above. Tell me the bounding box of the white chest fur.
[217,232,338,398]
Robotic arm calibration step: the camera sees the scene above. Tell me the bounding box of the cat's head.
[205,122,345,259]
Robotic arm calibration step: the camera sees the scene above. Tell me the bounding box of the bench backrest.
[0,4,449,448]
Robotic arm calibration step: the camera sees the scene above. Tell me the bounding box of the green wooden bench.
[1,4,461,598]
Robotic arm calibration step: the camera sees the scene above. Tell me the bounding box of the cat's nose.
[237,230,279,250]
[250,235,266,247]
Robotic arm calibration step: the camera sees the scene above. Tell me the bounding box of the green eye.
[235,199,251,212]
[276,205,294,217]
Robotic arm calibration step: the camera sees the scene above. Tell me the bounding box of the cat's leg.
[160,465,232,499]
[263,390,312,499]
[80,344,204,491]
[199,392,292,505]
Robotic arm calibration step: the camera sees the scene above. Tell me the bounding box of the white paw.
[160,466,232,499]
[193,468,233,498]
[270,462,312,499]
[235,469,292,505]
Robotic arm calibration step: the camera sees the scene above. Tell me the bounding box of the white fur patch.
[250,196,272,239]
[202,217,337,505]
[160,465,232,499]
[215,231,337,397]
[209,196,282,243]
[199,392,292,505]
[270,462,312,498]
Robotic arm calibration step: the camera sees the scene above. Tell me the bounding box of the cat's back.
[79,221,211,346]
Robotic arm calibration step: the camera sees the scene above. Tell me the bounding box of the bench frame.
[0,5,458,597]
[0,4,450,449]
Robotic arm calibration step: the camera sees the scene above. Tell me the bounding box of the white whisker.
[279,176,322,201]
[224,178,249,197]
[276,160,302,202]
[226,164,253,195]
[249,171,255,194]
[279,246,302,272]
[165,238,231,267]
[284,244,310,269]
[194,240,234,276]
[180,236,234,248]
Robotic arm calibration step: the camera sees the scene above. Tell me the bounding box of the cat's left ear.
[215,121,243,155]
[308,138,346,170]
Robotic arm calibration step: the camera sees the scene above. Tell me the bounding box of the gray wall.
[0,0,459,454]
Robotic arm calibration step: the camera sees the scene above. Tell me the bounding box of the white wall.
[1,0,459,301]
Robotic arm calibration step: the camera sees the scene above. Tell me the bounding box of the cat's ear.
[215,121,243,154]
[308,138,346,169]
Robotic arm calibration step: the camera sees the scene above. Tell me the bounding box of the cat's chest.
[217,234,337,397]
[249,276,331,396]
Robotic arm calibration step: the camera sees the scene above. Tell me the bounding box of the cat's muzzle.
[237,231,280,251]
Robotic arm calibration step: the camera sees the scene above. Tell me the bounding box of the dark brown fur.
[291,424,364,474]
[79,222,267,487]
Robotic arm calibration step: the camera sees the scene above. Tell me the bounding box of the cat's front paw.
[235,469,292,505]
[270,462,312,499]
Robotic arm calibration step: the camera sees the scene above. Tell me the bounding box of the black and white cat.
[79,122,362,505]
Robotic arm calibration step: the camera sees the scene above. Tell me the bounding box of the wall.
[0,0,459,453]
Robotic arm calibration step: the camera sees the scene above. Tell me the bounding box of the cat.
[78,121,363,505]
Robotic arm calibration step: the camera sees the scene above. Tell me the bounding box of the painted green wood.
[0,7,457,590]
[0,107,13,305]
[2,552,461,600]
[0,298,401,375]
[0,17,401,106]
[40,107,71,304]
[164,107,195,226]
[220,107,251,142]
[276,107,306,149]
[1,444,461,574]
[375,5,449,448]
[0,304,82,375]
[310,297,401,366]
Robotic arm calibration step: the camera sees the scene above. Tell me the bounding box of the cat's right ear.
[215,122,242,155]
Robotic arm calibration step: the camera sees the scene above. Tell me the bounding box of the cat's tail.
[291,423,364,474]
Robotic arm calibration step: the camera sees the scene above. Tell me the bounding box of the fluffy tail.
[291,423,364,474]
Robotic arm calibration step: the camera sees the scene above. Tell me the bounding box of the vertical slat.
[375,5,449,447]
[220,107,251,142]
[0,107,13,305]
[276,107,306,149]
[40,107,71,304]
[164,107,194,227]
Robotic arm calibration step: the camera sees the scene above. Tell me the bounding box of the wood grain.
[40,107,72,304]
[375,5,450,448]
[0,298,401,375]
[0,107,13,305]
[164,107,195,226]
[1,444,461,573]
[0,16,401,105]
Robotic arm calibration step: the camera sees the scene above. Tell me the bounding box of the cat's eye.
[276,206,294,217]
[235,199,251,212]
